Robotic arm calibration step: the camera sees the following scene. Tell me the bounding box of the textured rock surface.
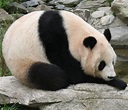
[91,11,105,18]
[111,0,128,25]
[58,0,81,6]
[8,2,29,14]
[97,7,112,15]
[49,0,81,7]
[0,76,128,110]
[0,9,14,22]
[21,0,44,7]
[99,26,128,48]
[100,14,115,25]
[73,9,90,21]
[76,0,106,10]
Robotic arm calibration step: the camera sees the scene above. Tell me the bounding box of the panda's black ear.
[103,29,111,42]
[83,36,97,49]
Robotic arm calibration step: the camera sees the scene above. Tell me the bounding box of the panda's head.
[81,29,117,81]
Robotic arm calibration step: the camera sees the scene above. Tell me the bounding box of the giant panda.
[2,10,127,91]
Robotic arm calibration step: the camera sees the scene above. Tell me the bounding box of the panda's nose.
[108,76,116,79]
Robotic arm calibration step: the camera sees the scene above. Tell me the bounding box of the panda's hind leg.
[28,62,69,91]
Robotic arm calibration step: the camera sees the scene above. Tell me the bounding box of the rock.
[49,0,81,7]
[0,76,128,110]
[111,0,128,25]
[109,17,126,28]
[36,4,52,10]
[0,9,14,23]
[58,0,81,7]
[98,6,111,12]
[27,7,38,12]
[76,0,107,10]
[97,6,112,15]
[100,14,115,25]
[27,4,52,12]
[8,2,29,14]
[115,49,128,62]
[55,4,65,10]
[73,9,90,21]
[41,0,48,2]
[88,18,103,29]
[21,0,44,7]
[91,11,105,18]
[55,4,72,11]
[12,14,24,19]
[99,26,128,48]
[48,0,59,6]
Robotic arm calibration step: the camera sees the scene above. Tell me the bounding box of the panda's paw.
[107,78,127,90]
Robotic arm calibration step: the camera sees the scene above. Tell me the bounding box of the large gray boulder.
[111,0,128,25]
[99,26,128,48]
[0,76,128,110]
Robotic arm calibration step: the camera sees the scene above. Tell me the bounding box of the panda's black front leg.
[107,78,127,90]
[84,75,127,90]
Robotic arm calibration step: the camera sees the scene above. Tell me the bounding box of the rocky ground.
[0,76,128,110]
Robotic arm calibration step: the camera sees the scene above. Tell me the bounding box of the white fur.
[2,11,49,85]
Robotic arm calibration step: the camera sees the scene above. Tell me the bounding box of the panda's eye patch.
[98,61,106,71]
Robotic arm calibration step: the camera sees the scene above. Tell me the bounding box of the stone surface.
[0,9,14,23]
[36,4,52,10]
[49,0,81,7]
[0,76,128,110]
[76,0,107,10]
[98,6,111,12]
[88,18,102,29]
[58,0,81,6]
[73,9,90,21]
[8,2,29,14]
[111,0,128,25]
[109,17,126,28]
[91,11,105,18]
[48,0,59,6]
[21,0,44,7]
[97,6,112,15]
[100,14,115,25]
[27,4,52,12]
[55,4,65,10]
[99,26,128,48]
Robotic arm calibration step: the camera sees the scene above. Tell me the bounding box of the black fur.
[38,11,87,84]
[107,78,127,90]
[98,61,106,71]
[83,37,97,49]
[28,11,126,90]
[103,29,111,42]
[28,62,69,91]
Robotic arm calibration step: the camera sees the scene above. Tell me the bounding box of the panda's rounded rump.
[28,62,70,91]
